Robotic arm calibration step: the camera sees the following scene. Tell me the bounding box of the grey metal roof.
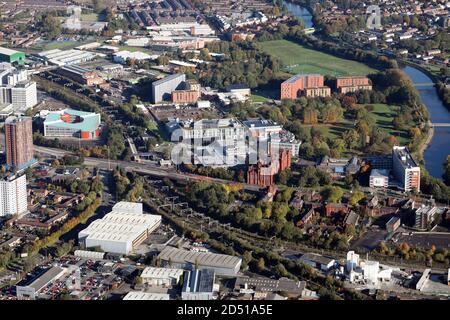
[158,247,242,270]
[299,253,335,266]
[152,73,185,86]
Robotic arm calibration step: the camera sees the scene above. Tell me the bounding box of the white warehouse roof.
[78,201,161,254]
[141,267,184,279]
[112,201,143,214]
[123,292,170,300]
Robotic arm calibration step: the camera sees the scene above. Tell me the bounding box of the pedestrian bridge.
[431,123,450,127]
[414,83,434,87]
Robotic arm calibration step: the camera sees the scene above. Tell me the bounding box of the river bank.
[283,1,449,178]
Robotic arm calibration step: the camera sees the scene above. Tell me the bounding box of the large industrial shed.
[78,202,161,255]
[157,247,242,276]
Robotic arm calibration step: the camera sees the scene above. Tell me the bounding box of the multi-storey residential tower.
[392,146,420,192]
[0,174,27,217]
[4,116,34,170]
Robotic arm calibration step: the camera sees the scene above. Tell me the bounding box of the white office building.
[392,146,420,192]
[151,73,186,104]
[0,63,37,111]
[243,119,301,157]
[171,118,247,167]
[140,267,184,286]
[369,169,389,188]
[0,174,28,217]
[78,202,161,254]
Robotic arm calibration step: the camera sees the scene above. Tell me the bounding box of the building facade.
[369,169,389,188]
[43,109,101,139]
[304,86,331,98]
[171,89,200,104]
[78,202,161,254]
[56,65,105,86]
[335,76,372,93]
[0,47,25,65]
[4,116,34,170]
[392,146,420,192]
[157,247,242,276]
[0,64,37,110]
[172,118,247,167]
[243,119,301,158]
[0,174,27,217]
[281,74,327,100]
[140,267,184,287]
[151,73,186,103]
[181,269,216,300]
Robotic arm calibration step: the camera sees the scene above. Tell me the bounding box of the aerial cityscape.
[0,0,449,306]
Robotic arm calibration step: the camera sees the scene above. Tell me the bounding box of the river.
[284,1,450,179]
[402,66,450,178]
[283,1,313,28]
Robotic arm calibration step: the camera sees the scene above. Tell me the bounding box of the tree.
[40,14,62,39]
[443,155,450,186]
[256,257,265,272]
[303,108,318,124]
[92,0,106,13]
[349,190,365,206]
[343,129,360,149]
[321,186,344,203]
[199,48,211,61]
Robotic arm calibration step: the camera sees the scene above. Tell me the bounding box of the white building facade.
[140,267,184,286]
[0,64,37,111]
[78,202,161,254]
[0,174,28,217]
[392,146,420,192]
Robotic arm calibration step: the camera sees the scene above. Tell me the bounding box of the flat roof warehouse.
[158,246,242,274]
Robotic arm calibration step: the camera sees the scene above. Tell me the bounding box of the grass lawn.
[260,39,377,77]
[300,104,410,146]
[80,13,105,22]
[251,93,270,103]
[30,41,81,51]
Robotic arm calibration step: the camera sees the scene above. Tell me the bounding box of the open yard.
[260,39,377,77]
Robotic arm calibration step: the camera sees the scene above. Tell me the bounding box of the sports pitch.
[260,39,377,77]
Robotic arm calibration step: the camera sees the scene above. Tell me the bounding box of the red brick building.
[281,74,328,99]
[279,149,292,171]
[171,89,200,104]
[247,149,292,187]
[5,116,34,169]
[335,76,372,94]
[324,203,349,217]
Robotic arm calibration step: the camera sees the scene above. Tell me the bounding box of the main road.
[34,145,262,192]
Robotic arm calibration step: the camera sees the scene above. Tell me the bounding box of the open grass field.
[30,41,81,51]
[298,104,410,147]
[80,13,106,22]
[260,39,377,77]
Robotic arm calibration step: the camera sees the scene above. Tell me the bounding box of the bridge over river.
[430,123,450,127]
